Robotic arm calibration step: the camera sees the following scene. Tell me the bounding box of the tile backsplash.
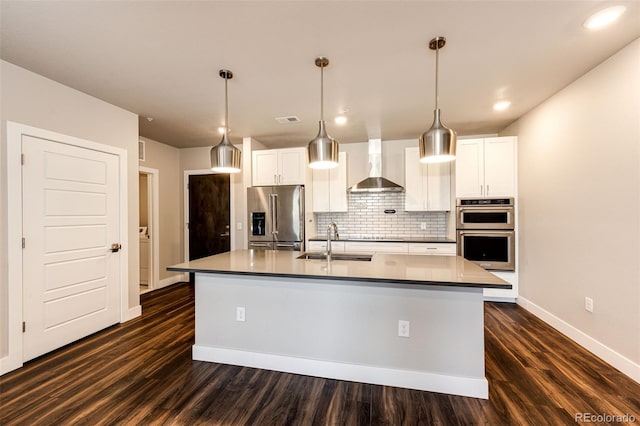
[314,192,448,239]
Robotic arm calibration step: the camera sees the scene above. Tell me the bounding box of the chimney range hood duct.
[349,139,404,193]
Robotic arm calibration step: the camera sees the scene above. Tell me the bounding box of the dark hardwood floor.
[1,282,638,425]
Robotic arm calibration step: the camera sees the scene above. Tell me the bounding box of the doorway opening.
[183,170,235,283]
[139,167,160,294]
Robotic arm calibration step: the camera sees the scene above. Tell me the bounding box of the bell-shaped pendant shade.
[211,132,241,173]
[419,36,456,164]
[307,56,339,169]
[419,109,456,163]
[211,69,241,173]
[308,120,339,169]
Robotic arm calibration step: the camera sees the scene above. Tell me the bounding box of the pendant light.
[210,69,241,173]
[419,37,456,164]
[307,56,339,169]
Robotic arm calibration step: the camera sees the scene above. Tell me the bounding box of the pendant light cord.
[434,43,439,110]
[224,74,229,137]
[320,64,324,121]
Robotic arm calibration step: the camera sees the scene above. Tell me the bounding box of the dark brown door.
[188,174,231,262]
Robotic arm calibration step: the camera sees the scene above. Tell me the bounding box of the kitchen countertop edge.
[168,266,508,289]
[167,252,512,289]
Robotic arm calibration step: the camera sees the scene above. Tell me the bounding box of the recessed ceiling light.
[583,5,626,30]
[493,100,511,111]
[334,115,348,125]
[146,117,154,122]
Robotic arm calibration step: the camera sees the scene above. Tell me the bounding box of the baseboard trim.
[484,296,517,303]
[192,345,488,399]
[158,274,184,289]
[517,296,640,383]
[0,355,22,376]
[123,305,142,322]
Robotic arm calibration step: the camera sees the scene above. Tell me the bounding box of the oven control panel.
[457,198,514,206]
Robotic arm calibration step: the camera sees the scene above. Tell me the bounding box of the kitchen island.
[168,249,510,399]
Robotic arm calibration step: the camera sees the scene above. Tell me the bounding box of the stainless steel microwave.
[456,198,514,230]
[456,229,515,271]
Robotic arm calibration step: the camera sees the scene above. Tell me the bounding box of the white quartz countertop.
[168,250,511,290]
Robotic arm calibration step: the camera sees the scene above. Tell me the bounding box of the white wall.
[502,39,640,377]
[138,137,182,281]
[0,60,140,359]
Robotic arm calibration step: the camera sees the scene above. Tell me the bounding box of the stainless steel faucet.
[325,222,339,261]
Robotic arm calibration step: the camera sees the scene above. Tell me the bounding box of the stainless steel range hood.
[349,139,404,193]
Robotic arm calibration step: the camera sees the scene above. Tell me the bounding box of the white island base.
[192,272,488,399]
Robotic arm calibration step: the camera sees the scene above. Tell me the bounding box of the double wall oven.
[456,198,515,271]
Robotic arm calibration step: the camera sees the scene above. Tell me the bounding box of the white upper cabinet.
[454,140,484,198]
[483,137,516,197]
[455,136,516,198]
[404,147,451,211]
[312,152,348,212]
[252,147,306,186]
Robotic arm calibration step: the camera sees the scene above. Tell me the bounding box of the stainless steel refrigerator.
[247,185,305,251]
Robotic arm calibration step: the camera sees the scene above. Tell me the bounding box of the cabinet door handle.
[486,185,490,196]
[274,174,277,184]
[480,184,484,196]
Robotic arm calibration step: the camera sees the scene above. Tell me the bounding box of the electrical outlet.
[398,320,410,337]
[585,297,594,313]
[237,222,243,230]
[420,222,427,230]
[236,306,246,322]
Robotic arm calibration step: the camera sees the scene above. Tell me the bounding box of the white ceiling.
[1,1,639,149]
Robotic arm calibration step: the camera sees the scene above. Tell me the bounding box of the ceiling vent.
[275,116,301,124]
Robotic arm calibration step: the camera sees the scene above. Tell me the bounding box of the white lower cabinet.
[344,241,408,254]
[307,241,345,253]
[308,240,457,256]
[408,243,456,256]
[484,271,518,301]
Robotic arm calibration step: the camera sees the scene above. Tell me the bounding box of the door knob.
[110,243,122,253]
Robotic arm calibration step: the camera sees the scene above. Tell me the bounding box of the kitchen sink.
[296,253,373,262]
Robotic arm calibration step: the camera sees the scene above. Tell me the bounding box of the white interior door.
[22,135,121,361]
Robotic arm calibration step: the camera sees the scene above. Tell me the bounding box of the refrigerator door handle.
[250,242,272,248]
[271,193,278,234]
[268,194,273,233]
